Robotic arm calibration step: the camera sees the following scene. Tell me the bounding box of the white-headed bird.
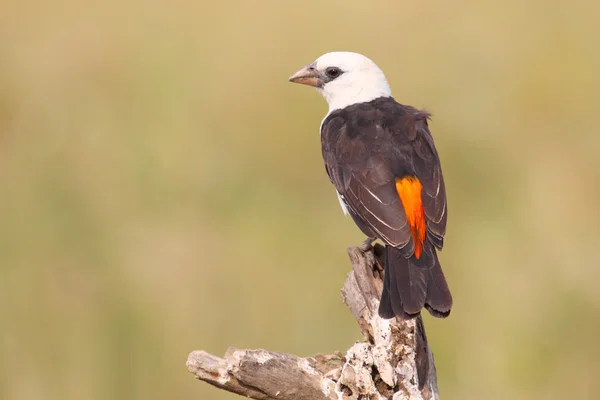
[289,52,452,319]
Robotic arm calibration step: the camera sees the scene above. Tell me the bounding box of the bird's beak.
[288,63,322,88]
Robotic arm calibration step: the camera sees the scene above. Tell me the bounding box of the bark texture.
[186,244,441,400]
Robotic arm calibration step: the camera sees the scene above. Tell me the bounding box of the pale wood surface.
[186,244,440,400]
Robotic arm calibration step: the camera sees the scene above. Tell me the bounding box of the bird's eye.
[325,67,343,79]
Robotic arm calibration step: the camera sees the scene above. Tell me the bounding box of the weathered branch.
[186,244,440,399]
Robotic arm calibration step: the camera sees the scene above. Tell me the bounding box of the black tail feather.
[378,259,396,319]
[378,244,452,319]
[424,250,452,317]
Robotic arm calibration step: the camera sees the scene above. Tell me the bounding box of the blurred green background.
[1,0,599,399]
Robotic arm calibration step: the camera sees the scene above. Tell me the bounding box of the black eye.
[325,67,343,79]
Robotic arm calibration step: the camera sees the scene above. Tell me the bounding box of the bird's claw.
[359,237,375,252]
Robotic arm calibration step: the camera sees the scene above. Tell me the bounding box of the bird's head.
[288,52,392,111]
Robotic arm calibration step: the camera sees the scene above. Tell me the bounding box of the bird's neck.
[323,84,392,112]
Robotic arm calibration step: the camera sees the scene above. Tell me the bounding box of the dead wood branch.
[186,244,441,399]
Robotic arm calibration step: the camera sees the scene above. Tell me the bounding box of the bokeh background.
[2,1,599,399]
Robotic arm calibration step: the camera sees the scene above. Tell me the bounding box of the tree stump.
[186,243,440,400]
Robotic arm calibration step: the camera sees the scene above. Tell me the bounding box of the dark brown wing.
[321,98,447,255]
[404,106,447,249]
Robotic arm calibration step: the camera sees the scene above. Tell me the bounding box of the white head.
[289,52,392,112]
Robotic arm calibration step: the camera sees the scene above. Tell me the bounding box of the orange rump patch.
[395,176,426,258]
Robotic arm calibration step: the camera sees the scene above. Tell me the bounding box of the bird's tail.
[378,244,452,319]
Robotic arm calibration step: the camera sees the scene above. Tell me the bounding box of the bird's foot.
[359,237,376,252]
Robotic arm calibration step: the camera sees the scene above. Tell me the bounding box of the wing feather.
[321,99,447,254]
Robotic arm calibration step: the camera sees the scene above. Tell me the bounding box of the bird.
[288,52,452,319]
